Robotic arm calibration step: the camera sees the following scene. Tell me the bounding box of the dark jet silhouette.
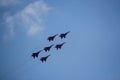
[55,42,66,50]
[47,34,58,42]
[40,55,50,63]
[32,50,43,59]
[44,44,54,52]
[59,31,70,39]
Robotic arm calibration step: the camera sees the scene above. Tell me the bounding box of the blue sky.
[0,0,120,80]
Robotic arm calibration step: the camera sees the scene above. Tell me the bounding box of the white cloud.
[27,25,41,36]
[4,0,50,39]
[3,15,15,40]
[0,0,20,6]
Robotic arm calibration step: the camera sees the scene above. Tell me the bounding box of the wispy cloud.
[0,0,20,6]
[3,15,15,40]
[3,0,50,39]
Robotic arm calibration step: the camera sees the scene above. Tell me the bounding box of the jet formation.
[47,34,58,42]
[55,42,66,50]
[40,55,51,63]
[32,50,42,59]
[31,31,70,63]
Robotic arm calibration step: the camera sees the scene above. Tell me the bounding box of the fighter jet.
[55,42,66,50]
[59,31,70,39]
[40,55,50,63]
[32,50,43,59]
[47,34,58,42]
[44,44,54,52]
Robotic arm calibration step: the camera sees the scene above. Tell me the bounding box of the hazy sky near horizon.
[0,0,120,80]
